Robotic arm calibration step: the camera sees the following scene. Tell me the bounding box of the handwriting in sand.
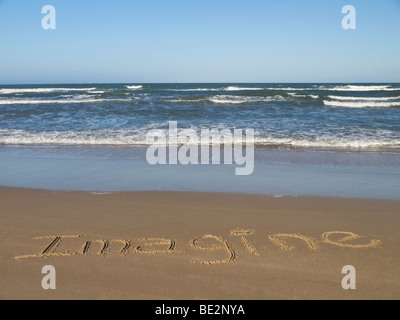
[14,229,382,264]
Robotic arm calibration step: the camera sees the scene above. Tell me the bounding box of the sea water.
[0,83,399,198]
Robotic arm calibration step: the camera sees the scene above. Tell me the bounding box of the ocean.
[1,83,400,198]
[0,83,400,151]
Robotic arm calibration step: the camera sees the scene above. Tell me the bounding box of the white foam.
[209,96,247,104]
[90,91,106,94]
[266,87,308,91]
[183,88,218,91]
[167,87,264,92]
[288,93,319,99]
[169,99,207,103]
[0,88,97,94]
[324,85,399,92]
[1,130,398,149]
[323,100,400,108]
[253,136,400,149]
[166,88,222,92]
[328,95,400,101]
[264,85,399,92]
[0,130,144,146]
[1,129,399,149]
[209,95,285,104]
[288,93,307,98]
[223,86,264,91]
[126,85,143,90]
[0,98,129,105]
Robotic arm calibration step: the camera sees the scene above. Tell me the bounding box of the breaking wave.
[323,100,400,108]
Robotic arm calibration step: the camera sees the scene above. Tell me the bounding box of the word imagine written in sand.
[146,121,255,176]
[15,230,382,264]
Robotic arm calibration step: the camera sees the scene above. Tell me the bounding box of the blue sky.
[0,0,399,84]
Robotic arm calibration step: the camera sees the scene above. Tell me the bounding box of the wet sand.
[1,146,400,199]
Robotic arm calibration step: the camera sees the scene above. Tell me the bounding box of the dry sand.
[0,187,399,300]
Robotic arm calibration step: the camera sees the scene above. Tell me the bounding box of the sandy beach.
[0,187,399,300]
[1,0,400,304]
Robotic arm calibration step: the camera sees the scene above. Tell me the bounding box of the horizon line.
[1,81,399,86]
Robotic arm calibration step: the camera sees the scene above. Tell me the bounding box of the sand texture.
[0,187,399,300]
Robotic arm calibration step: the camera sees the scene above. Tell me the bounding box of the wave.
[288,93,319,99]
[253,137,400,149]
[328,95,400,101]
[0,88,97,94]
[126,85,143,90]
[324,85,399,92]
[168,99,207,103]
[166,88,222,92]
[1,129,399,149]
[262,85,399,92]
[165,87,265,92]
[0,130,142,146]
[0,98,130,105]
[208,95,285,104]
[323,100,400,108]
[266,87,307,91]
[168,86,304,92]
[223,86,264,91]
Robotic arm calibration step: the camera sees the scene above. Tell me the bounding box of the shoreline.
[1,187,399,299]
[2,185,400,202]
[2,144,400,153]
[1,146,399,199]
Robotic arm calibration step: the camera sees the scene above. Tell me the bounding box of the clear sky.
[0,0,399,84]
